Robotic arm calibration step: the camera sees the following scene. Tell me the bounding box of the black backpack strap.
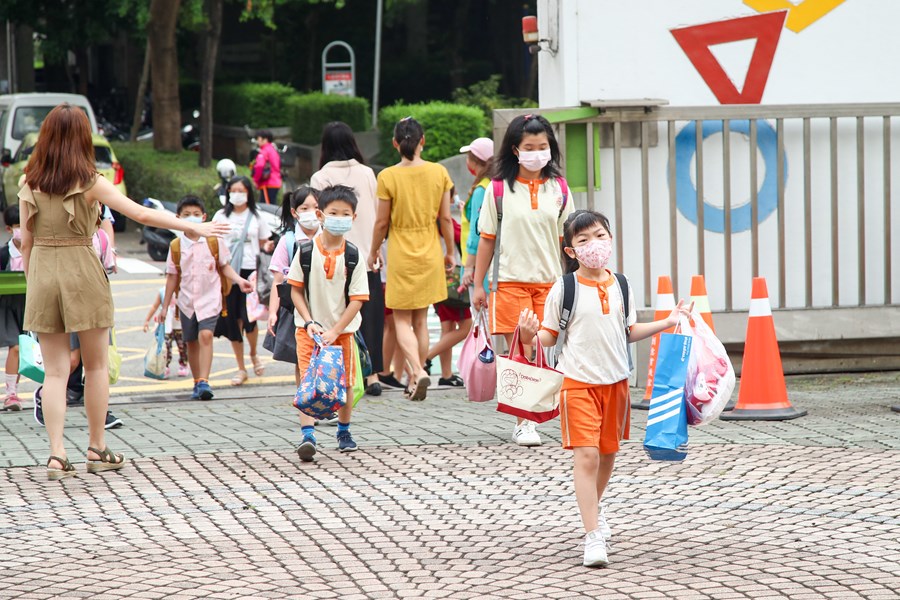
[614,272,630,326]
[549,273,577,368]
[343,242,359,304]
[298,240,314,302]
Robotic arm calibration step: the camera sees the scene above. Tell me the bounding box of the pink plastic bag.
[457,308,496,402]
[93,230,116,273]
[680,311,735,425]
[246,271,269,323]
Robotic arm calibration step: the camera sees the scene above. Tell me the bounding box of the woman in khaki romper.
[19,104,230,480]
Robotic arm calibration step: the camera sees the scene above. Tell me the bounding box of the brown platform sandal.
[406,376,431,402]
[86,447,126,474]
[47,456,77,481]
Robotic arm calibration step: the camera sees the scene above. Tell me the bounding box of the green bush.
[452,74,538,128]
[214,82,297,128]
[112,142,250,215]
[378,102,487,165]
[288,93,370,145]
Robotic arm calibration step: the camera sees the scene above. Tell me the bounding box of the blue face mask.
[323,215,353,235]
[183,215,204,224]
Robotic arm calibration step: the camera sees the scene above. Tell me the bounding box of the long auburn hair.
[24,103,96,195]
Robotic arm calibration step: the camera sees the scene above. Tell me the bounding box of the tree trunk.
[74,47,89,96]
[199,0,223,167]
[405,0,428,59]
[449,0,470,91]
[130,39,151,142]
[147,0,182,152]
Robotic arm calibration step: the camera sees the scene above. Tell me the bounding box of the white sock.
[5,374,17,395]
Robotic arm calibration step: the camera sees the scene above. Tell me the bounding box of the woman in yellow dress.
[369,117,455,401]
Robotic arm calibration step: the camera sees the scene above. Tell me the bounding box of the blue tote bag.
[643,332,692,461]
[294,334,347,419]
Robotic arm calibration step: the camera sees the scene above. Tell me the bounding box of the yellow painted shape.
[743,0,847,33]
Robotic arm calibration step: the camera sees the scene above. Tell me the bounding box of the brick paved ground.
[1,373,899,599]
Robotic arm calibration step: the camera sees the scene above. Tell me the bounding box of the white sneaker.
[583,530,609,567]
[598,505,612,540]
[512,421,542,446]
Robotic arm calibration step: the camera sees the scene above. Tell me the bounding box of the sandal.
[406,375,431,402]
[251,355,265,377]
[86,447,126,474]
[231,370,248,386]
[47,456,77,481]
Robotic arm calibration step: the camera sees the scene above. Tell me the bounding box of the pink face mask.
[572,239,612,270]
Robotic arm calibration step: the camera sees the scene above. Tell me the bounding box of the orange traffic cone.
[720,277,807,421]
[690,275,715,332]
[634,276,675,410]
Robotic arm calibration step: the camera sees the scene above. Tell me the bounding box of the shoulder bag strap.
[490,179,504,294]
[613,272,633,371]
[344,242,359,305]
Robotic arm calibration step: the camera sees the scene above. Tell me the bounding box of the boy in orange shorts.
[288,185,369,462]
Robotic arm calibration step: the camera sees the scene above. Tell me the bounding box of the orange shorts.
[296,330,356,388]
[490,283,553,335]
[559,379,631,454]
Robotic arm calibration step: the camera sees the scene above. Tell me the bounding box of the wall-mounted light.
[522,15,557,56]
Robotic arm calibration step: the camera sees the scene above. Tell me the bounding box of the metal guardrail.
[496,103,899,311]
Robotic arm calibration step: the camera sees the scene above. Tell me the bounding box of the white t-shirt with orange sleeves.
[478,177,573,285]
[286,237,369,332]
[541,271,637,386]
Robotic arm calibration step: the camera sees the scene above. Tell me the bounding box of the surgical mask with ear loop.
[296,211,320,230]
[516,148,551,172]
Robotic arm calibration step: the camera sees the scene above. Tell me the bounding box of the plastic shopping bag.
[457,308,496,402]
[246,272,269,323]
[18,332,45,384]
[643,332,692,461]
[294,334,347,419]
[108,328,123,385]
[681,312,736,425]
[351,338,365,407]
[143,324,167,380]
[495,326,563,423]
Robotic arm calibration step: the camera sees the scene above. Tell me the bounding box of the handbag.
[245,272,269,322]
[354,330,373,378]
[256,251,274,304]
[143,324,167,380]
[643,331,692,461]
[229,211,255,272]
[443,267,470,309]
[457,308,496,402]
[18,332,45,384]
[294,333,347,419]
[263,306,297,364]
[351,338,365,407]
[108,328,122,385]
[495,326,563,423]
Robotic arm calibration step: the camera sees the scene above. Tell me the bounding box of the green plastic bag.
[18,332,45,384]
[108,328,122,385]
[352,337,364,407]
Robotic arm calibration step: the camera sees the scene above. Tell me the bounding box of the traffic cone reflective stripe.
[636,276,675,410]
[720,277,807,421]
[690,275,715,332]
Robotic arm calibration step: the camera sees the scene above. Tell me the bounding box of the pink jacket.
[252,142,282,189]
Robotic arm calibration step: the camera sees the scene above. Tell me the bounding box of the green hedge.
[112,142,250,216]
[378,102,487,165]
[214,82,297,129]
[288,93,369,144]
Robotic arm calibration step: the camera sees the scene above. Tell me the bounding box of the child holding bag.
[516,210,691,569]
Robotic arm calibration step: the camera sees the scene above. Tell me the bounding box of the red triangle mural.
[671,11,788,105]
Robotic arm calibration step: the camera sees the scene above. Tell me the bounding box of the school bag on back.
[170,236,232,316]
[276,239,359,312]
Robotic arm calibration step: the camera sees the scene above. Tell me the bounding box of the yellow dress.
[376,162,453,310]
[19,173,114,333]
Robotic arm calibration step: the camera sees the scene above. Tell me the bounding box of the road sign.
[322,41,356,97]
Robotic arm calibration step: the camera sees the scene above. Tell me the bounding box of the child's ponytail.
[393,117,424,161]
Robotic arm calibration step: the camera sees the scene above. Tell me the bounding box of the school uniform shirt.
[269,226,319,277]
[212,209,271,271]
[286,237,369,332]
[165,236,231,321]
[541,271,637,386]
[478,178,573,284]
[7,241,23,272]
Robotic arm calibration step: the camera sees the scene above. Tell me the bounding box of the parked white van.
[0,93,98,163]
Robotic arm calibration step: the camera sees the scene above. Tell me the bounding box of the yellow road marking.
[110,278,165,286]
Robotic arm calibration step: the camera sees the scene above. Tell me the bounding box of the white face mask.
[229,192,248,206]
[296,211,320,230]
[517,148,551,172]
